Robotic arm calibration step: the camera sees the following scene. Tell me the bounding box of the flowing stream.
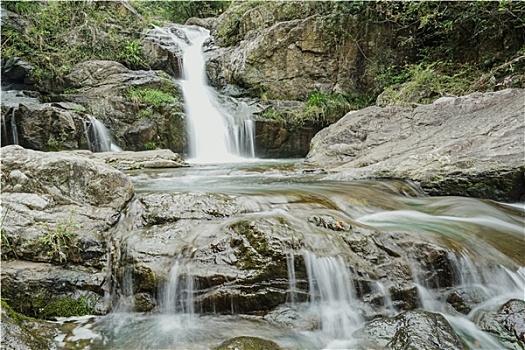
[56,162,525,349]
[169,25,255,163]
[52,23,524,350]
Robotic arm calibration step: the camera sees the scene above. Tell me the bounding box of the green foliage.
[144,141,156,150]
[121,40,146,69]
[303,92,352,125]
[46,137,62,152]
[260,108,286,124]
[30,294,95,319]
[125,88,177,106]
[131,1,230,24]
[378,63,472,106]
[2,1,148,87]
[1,207,18,260]
[138,108,153,118]
[38,215,80,263]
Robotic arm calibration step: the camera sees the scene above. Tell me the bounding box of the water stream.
[56,162,525,349]
[51,22,523,350]
[160,25,256,163]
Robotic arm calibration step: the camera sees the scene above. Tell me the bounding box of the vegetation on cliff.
[2,1,524,117]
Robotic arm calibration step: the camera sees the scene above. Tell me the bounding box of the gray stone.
[306,89,525,201]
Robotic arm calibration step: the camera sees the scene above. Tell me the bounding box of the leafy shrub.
[125,88,177,106]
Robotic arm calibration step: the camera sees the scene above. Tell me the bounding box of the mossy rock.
[214,336,282,350]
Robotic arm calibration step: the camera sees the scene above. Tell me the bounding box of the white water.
[175,26,255,163]
[302,251,362,341]
[11,108,18,145]
[163,261,195,315]
[85,115,121,152]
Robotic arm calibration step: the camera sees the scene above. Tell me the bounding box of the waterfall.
[302,251,362,339]
[287,251,298,304]
[164,25,255,163]
[11,108,18,145]
[163,261,195,315]
[84,115,121,152]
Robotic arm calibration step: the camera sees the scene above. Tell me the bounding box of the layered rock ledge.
[306,89,525,202]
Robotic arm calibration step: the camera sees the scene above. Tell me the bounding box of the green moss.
[138,108,153,118]
[125,87,178,106]
[144,141,156,150]
[31,294,95,319]
[1,299,34,323]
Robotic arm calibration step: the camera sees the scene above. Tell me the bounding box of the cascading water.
[55,165,525,349]
[162,25,256,163]
[162,261,195,315]
[302,251,362,341]
[84,115,121,152]
[10,108,18,145]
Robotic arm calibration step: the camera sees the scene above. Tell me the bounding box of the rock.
[59,60,187,153]
[1,300,58,350]
[2,103,88,151]
[74,149,189,170]
[2,57,34,83]
[353,310,468,350]
[214,336,282,350]
[1,146,134,316]
[497,299,525,343]
[306,89,525,202]
[1,260,105,318]
[472,299,525,350]
[254,120,322,158]
[186,17,218,30]
[206,2,412,100]
[142,25,189,79]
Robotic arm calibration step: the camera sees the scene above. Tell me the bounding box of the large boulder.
[0,146,134,317]
[58,60,187,153]
[306,89,525,202]
[353,310,468,350]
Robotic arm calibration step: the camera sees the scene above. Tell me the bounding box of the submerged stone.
[214,336,282,350]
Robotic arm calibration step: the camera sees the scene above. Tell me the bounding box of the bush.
[125,88,177,106]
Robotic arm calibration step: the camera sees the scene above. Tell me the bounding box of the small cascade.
[162,261,195,315]
[302,250,362,339]
[1,113,9,146]
[10,108,18,145]
[84,115,122,152]
[158,25,255,163]
[286,251,298,304]
[229,119,256,158]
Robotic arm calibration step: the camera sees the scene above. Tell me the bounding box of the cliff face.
[205,2,412,100]
[204,1,524,103]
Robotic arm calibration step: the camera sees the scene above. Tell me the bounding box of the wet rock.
[307,89,525,202]
[140,193,243,225]
[472,299,525,350]
[498,299,525,343]
[141,25,189,79]
[214,336,282,350]
[388,284,420,312]
[446,287,488,315]
[74,149,188,170]
[60,60,187,153]
[1,260,105,318]
[353,309,468,350]
[254,119,323,158]
[1,300,58,350]
[2,103,88,151]
[408,243,457,289]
